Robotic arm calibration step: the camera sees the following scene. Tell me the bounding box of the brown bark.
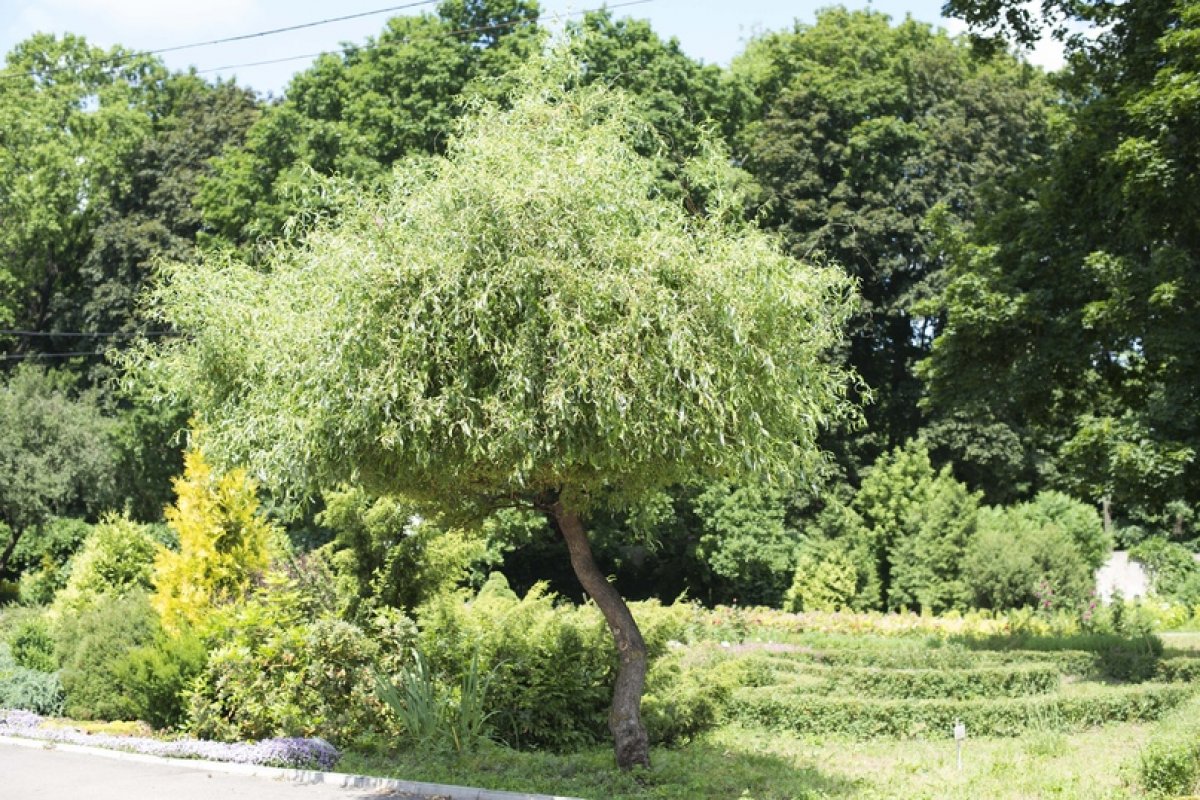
[549,500,650,770]
[0,526,23,576]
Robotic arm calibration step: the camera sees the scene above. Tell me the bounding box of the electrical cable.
[195,0,651,74]
[0,0,443,83]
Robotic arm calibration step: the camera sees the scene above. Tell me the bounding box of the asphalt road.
[0,742,423,800]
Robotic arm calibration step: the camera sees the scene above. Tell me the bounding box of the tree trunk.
[549,501,650,770]
[0,526,23,576]
[1102,496,1113,537]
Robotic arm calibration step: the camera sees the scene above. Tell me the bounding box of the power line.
[0,350,109,362]
[0,0,442,84]
[195,0,652,75]
[0,330,174,338]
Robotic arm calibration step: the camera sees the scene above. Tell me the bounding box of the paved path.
[0,742,420,800]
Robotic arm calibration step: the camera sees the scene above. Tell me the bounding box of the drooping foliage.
[132,51,857,516]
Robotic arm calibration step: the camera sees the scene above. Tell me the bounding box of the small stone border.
[0,734,584,800]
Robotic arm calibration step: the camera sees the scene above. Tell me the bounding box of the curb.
[0,735,585,800]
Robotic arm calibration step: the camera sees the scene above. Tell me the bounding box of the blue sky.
[1,0,1062,96]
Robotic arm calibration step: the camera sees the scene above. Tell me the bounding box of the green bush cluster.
[0,642,63,715]
[186,585,387,747]
[416,575,614,751]
[1132,696,1200,797]
[1157,656,1200,683]
[728,683,1192,739]
[819,663,1061,700]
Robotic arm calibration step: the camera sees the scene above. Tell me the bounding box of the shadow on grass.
[341,735,861,800]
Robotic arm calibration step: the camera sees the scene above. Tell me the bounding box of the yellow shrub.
[152,450,279,632]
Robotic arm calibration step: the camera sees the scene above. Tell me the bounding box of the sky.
[0,0,1064,96]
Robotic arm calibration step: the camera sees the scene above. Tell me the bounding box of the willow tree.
[130,53,856,769]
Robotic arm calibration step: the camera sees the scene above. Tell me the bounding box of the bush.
[7,614,55,672]
[112,630,208,730]
[186,582,384,747]
[0,643,63,715]
[728,683,1191,739]
[958,631,1163,681]
[11,517,91,605]
[50,515,158,617]
[416,576,614,751]
[1133,696,1200,797]
[823,663,1061,700]
[1157,656,1200,683]
[318,486,487,617]
[55,592,161,721]
[641,651,734,744]
[963,507,1095,610]
[152,450,279,632]
[785,544,861,613]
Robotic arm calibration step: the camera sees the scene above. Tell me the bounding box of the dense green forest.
[1,0,1199,782]
[2,0,1194,603]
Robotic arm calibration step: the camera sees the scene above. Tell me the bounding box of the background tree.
[197,0,541,249]
[932,0,1200,532]
[730,9,1054,479]
[0,367,116,576]
[130,53,856,768]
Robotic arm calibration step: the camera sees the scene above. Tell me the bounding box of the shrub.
[152,449,279,633]
[112,630,208,730]
[7,613,55,672]
[728,683,1191,739]
[963,507,1094,610]
[186,582,383,747]
[641,650,734,744]
[11,517,91,605]
[785,544,861,613]
[1157,656,1200,683]
[0,643,63,715]
[317,486,487,617]
[416,576,614,751]
[1133,696,1200,797]
[50,514,158,617]
[824,663,1061,700]
[55,592,161,721]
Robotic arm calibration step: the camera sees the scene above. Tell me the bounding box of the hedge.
[825,664,1060,700]
[1156,656,1200,684]
[766,647,1101,677]
[728,683,1194,740]
[1132,696,1200,797]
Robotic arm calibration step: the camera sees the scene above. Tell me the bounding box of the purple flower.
[0,709,339,770]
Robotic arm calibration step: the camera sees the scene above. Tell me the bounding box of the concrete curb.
[0,735,585,800]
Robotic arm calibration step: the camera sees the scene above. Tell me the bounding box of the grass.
[340,721,1156,800]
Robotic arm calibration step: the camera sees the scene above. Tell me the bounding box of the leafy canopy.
[133,50,856,515]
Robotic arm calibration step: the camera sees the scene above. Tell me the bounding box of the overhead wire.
[196,0,653,75]
[0,0,443,83]
[0,350,110,362]
[0,330,174,338]
[0,0,653,84]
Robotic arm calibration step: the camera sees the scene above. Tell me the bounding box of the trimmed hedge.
[1132,696,1200,797]
[768,647,1101,677]
[826,664,1061,699]
[1157,656,1200,684]
[728,683,1193,740]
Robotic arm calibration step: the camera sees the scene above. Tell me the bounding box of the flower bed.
[0,709,339,770]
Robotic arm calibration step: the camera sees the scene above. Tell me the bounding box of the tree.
[130,53,856,768]
[197,0,541,249]
[0,366,116,576]
[730,9,1054,477]
[931,0,1200,524]
[0,34,162,341]
[152,450,278,632]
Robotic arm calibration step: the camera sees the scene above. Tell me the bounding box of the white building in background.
[1095,551,1150,602]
